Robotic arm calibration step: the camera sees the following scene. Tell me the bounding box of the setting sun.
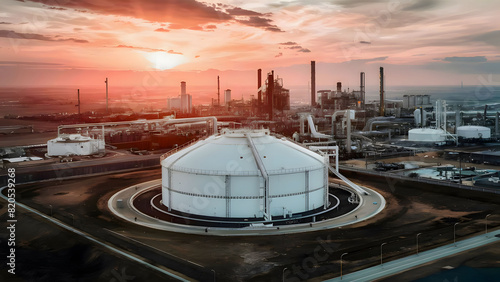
[144,52,188,70]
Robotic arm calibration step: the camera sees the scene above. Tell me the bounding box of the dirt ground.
[0,198,178,282]
[3,167,499,281]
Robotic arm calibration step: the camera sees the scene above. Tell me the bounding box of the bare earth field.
[2,167,499,281]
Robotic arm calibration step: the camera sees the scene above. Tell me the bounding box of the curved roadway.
[325,232,500,281]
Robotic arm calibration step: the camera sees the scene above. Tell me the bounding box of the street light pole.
[416,233,422,255]
[380,243,387,266]
[459,152,462,184]
[340,253,348,280]
[486,214,492,235]
[454,223,459,246]
[49,204,52,216]
[282,267,287,282]
[211,269,216,282]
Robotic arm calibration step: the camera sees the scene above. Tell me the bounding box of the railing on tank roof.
[271,133,335,149]
[271,133,306,148]
[159,138,201,162]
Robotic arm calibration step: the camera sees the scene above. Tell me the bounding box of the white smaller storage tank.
[457,126,491,139]
[408,128,447,142]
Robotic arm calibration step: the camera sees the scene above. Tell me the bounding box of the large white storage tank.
[161,129,328,220]
[457,126,491,139]
[47,134,105,156]
[408,128,447,142]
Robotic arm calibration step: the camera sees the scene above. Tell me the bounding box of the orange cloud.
[0,30,88,43]
[24,0,281,32]
[154,28,170,32]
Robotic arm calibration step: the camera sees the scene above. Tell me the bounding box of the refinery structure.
[1,60,500,282]
[27,60,500,161]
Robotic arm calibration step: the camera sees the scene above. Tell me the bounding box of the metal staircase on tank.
[308,145,369,204]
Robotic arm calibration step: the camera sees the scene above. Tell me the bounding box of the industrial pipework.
[59,116,218,138]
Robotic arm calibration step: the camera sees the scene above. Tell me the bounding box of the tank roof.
[162,129,325,175]
[457,125,490,130]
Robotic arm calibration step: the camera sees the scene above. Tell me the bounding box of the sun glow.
[144,52,188,70]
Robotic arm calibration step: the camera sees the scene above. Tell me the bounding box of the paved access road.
[325,231,500,282]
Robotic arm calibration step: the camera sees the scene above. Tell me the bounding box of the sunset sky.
[0,0,499,92]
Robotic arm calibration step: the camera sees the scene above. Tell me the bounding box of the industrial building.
[314,70,367,113]
[168,81,192,113]
[256,70,291,119]
[47,134,105,156]
[316,81,363,111]
[224,89,231,106]
[403,94,432,109]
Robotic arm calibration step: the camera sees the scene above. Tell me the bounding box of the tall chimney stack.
[379,67,385,116]
[105,77,108,114]
[267,71,274,120]
[217,76,220,106]
[311,61,316,107]
[257,69,262,112]
[360,72,365,110]
[76,89,81,117]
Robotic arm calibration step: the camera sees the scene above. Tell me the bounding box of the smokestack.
[257,69,262,112]
[379,67,385,116]
[360,72,365,109]
[496,112,499,137]
[217,76,220,106]
[421,107,425,128]
[346,109,351,154]
[76,89,81,117]
[268,71,274,120]
[311,61,316,107]
[337,82,342,93]
[105,77,108,114]
[484,105,488,125]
